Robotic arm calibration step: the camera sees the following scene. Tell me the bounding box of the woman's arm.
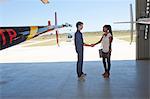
[109,36,113,52]
[84,43,92,46]
[109,36,113,43]
[93,35,103,46]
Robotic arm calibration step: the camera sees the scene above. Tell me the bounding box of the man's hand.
[84,43,95,47]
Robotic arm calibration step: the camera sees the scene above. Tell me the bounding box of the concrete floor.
[0,60,149,99]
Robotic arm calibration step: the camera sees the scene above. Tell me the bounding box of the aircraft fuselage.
[0,26,48,50]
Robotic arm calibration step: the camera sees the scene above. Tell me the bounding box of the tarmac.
[0,38,136,63]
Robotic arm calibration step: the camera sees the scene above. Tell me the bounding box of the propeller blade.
[48,20,51,26]
[55,12,59,46]
[56,30,59,46]
[130,4,134,44]
[55,12,57,26]
[41,0,49,4]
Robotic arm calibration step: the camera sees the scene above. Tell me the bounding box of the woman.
[92,25,113,78]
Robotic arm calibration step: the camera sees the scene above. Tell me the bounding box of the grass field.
[83,30,136,44]
[22,30,136,47]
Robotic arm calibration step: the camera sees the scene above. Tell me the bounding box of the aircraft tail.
[114,4,134,44]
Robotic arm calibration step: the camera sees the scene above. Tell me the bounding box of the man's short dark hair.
[76,21,83,28]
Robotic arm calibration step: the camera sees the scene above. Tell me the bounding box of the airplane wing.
[115,18,150,24]
[137,18,150,24]
[0,23,71,50]
[114,22,135,24]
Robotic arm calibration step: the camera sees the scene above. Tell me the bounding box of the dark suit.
[74,30,84,77]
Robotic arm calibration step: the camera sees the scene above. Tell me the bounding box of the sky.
[0,0,135,33]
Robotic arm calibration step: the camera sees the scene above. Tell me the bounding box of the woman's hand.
[91,44,95,47]
[109,49,112,53]
[84,43,92,47]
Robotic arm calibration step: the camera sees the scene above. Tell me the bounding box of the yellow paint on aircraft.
[27,26,38,40]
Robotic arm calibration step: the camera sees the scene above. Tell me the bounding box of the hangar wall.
[136,0,150,60]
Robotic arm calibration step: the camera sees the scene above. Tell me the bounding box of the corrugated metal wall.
[136,0,150,60]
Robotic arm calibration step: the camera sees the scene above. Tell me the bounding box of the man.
[74,21,91,80]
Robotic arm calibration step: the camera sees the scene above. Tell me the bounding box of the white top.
[101,33,112,53]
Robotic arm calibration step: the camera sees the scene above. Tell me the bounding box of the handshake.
[85,44,96,47]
